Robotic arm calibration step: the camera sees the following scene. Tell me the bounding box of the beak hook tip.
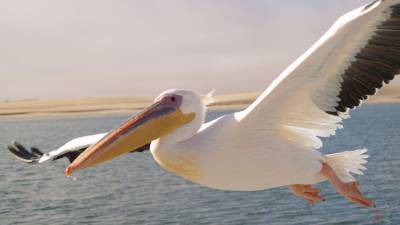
[65,165,73,177]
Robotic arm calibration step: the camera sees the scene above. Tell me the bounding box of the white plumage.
[37,133,107,163]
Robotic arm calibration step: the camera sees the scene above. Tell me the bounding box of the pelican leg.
[320,161,374,208]
[288,184,325,205]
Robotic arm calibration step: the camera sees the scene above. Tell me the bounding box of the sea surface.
[0,104,400,225]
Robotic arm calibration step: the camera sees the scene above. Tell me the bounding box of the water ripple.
[0,106,399,224]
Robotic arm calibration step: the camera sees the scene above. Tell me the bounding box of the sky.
[0,0,380,100]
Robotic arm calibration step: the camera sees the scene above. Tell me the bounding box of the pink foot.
[288,184,325,205]
[320,161,374,208]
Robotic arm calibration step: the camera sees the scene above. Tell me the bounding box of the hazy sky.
[1,0,379,100]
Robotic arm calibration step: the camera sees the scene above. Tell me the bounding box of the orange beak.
[65,101,195,176]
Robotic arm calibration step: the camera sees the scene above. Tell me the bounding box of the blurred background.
[2,1,400,224]
[0,0,381,101]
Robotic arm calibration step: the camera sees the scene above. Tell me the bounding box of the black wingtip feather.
[326,4,400,115]
[6,143,38,163]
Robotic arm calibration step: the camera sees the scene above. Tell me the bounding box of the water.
[0,105,400,225]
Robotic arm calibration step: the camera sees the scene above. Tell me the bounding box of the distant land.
[1,85,400,119]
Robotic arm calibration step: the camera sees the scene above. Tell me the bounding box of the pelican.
[8,0,400,208]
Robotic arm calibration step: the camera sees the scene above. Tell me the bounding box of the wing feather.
[6,133,107,164]
[7,132,151,164]
[237,0,400,149]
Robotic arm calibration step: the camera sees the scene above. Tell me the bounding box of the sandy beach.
[1,85,400,119]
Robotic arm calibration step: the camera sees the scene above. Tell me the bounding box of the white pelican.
[8,0,400,208]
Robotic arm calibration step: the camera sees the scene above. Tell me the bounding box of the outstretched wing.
[237,0,400,149]
[7,133,108,164]
[6,133,150,164]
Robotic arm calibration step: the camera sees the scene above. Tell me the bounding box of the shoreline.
[1,87,400,120]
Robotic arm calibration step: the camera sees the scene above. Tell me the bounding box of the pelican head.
[65,89,205,176]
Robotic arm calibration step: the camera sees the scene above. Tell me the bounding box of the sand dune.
[1,85,400,119]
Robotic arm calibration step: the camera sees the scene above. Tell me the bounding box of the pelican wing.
[7,133,151,164]
[238,0,400,149]
[6,133,108,164]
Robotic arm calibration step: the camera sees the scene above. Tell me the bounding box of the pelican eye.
[171,96,176,102]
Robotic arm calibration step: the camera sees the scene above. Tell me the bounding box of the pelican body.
[150,91,325,191]
[9,0,400,208]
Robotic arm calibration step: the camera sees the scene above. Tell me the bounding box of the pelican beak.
[65,101,195,176]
